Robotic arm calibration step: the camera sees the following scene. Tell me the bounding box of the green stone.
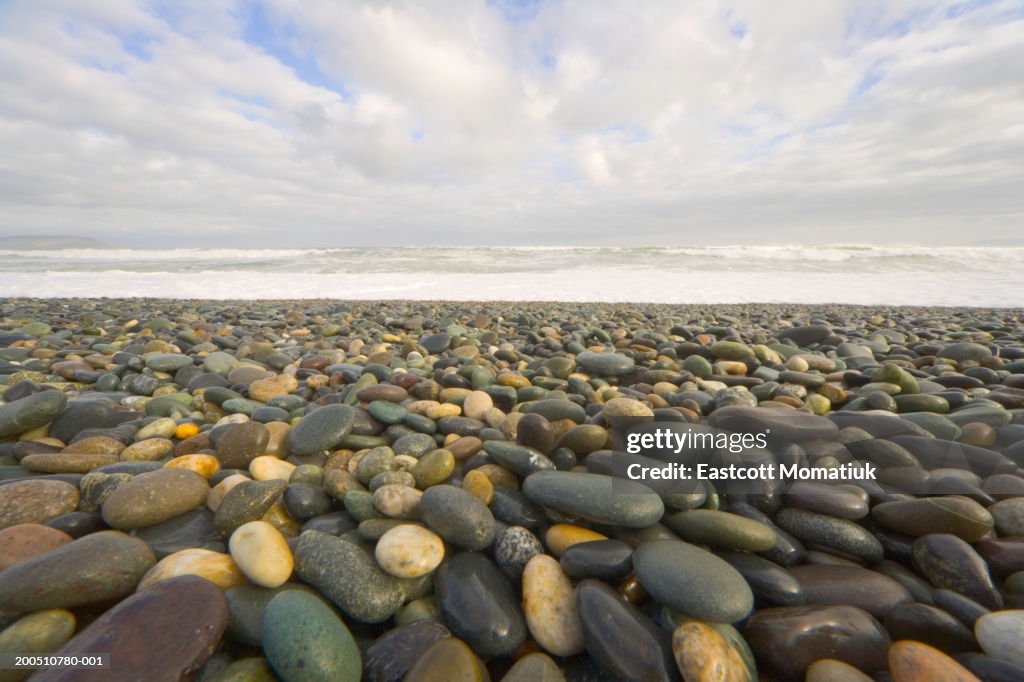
[262,590,361,682]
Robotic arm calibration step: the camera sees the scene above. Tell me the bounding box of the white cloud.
[0,0,1021,245]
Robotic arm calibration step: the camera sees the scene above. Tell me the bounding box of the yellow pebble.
[426,403,461,420]
[175,423,201,440]
[462,469,495,505]
[165,454,220,478]
[545,524,606,556]
[250,456,296,482]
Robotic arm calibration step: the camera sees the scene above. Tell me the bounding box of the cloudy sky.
[0,0,1022,247]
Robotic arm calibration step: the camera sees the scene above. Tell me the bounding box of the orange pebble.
[888,641,981,682]
[175,423,201,440]
[165,454,220,478]
[545,524,606,556]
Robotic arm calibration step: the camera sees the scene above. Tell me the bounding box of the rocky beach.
[1,297,1024,682]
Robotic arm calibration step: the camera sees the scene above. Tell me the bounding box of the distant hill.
[0,235,113,249]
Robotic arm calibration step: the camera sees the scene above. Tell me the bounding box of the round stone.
[102,468,210,530]
[374,525,444,578]
[633,540,754,623]
[975,610,1024,668]
[229,521,293,588]
[0,479,79,530]
[419,485,496,551]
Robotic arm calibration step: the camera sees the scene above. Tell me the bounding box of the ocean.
[1,245,1021,307]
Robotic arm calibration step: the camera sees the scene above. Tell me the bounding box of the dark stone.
[436,552,526,659]
[34,576,227,682]
[575,578,676,682]
[743,605,890,680]
[913,533,1003,610]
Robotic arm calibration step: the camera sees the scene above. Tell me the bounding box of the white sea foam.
[0,246,1021,306]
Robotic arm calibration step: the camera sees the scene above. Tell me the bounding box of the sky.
[0,0,1022,247]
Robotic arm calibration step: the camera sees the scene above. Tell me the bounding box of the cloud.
[0,0,1021,245]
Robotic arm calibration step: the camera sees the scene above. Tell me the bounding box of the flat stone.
[716,550,804,607]
[0,523,73,571]
[633,540,754,623]
[286,404,357,456]
[743,605,890,680]
[0,391,67,439]
[775,507,883,563]
[559,539,633,582]
[0,531,155,612]
[708,406,839,443]
[872,496,994,542]
[102,468,210,530]
[522,471,664,528]
[888,640,981,682]
[664,510,777,552]
[883,603,977,654]
[34,575,227,682]
[789,564,913,618]
[0,479,79,530]
[132,507,223,559]
[575,351,635,376]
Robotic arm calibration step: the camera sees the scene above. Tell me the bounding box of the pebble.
[664,509,777,551]
[403,638,488,682]
[0,523,73,571]
[293,530,403,623]
[743,604,890,679]
[633,540,754,623]
[0,479,79,529]
[139,547,247,590]
[888,640,982,682]
[419,485,496,550]
[913,534,1003,609]
[34,576,227,682]
[522,554,585,657]
[436,551,526,658]
[0,530,155,611]
[228,521,293,588]
[362,620,451,682]
[575,578,676,681]
[374,524,444,578]
[872,496,994,542]
[494,525,544,579]
[102,468,210,530]
[975,610,1024,668]
[261,589,361,682]
[671,621,752,682]
[523,470,664,528]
